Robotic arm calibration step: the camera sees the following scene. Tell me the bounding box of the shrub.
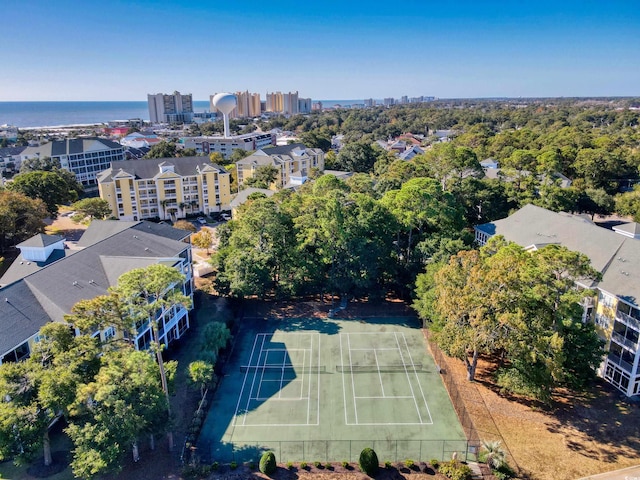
[230,461,238,470]
[325,462,333,470]
[341,460,349,468]
[384,460,392,469]
[314,461,322,468]
[300,461,308,470]
[405,459,415,469]
[438,460,472,480]
[493,462,516,479]
[430,459,440,469]
[259,451,276,475]
[286,461,294,470]
[211,461,219,471]
[359,447,379,476]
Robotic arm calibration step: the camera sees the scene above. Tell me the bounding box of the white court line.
[237,332,321,427]
[340,333,348,425]
[394,332,423,423]
[373,348,385,397]
[354,395,415,399]
[316,334,321,424]
[350,347,398,351]
[242,334,268,426]
[306,337,311,423]
[233,333,264,421]
[347,333,359,424]
[400,332,433,424]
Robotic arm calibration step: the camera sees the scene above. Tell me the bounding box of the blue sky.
[1,0,638,101]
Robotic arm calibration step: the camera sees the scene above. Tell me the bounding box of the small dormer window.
[159,163,175,174]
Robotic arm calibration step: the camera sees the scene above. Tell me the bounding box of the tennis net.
[336,364,423,373]
[240,365,326,374]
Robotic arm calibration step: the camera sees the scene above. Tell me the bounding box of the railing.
[611,331,638,352]
[616,311,640,332]
[607,353,634,374]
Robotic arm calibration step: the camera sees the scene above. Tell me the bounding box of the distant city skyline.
[1,0,639,101]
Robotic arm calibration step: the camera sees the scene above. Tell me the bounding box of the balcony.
[611,331,638,352]
[607,353,634,374]
[616,311,640,331]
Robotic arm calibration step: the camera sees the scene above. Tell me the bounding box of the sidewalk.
[577,464,640,480]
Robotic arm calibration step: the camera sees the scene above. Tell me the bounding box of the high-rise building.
[383,97,396,106]
[147,91,194,124]
[266,91,301,115]
[364,98,375,107]
[298,97,312,114]
[213,91,261,119]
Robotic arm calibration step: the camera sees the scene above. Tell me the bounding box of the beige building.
[266,91,299,115]
[97,157,231,221]
[235,143,325,190]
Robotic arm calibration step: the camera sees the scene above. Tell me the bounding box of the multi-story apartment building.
[236,143,325,190]
[474,204,640,397]
[266,91,301,115]
[179,132,276,159]
[20,138,125,188]
[229,91,262,118]
[298,97,312,114]
[97,157,232,221]
[0,221,193,364]
[148,91,194,124]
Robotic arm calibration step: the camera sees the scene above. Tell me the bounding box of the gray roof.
[230,188,275,208]
[477,204,640,306]
[0,146,27,157]
[96,156,228,182]
[17,234,64,248]
[0,249,69,287]
[260,143,311,155]
[77,220,139,247]
[0,221,190,358]
[22,138,123,157]
[613,222,640,237]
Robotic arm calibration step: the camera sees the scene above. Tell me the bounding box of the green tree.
[8,170,81,217]
[110,264,191,451]
[18,156,61,173]
[576,188,615,219]
[415,238,602,399]
[188,361,214,398]
[66,349,167,478]
[244,164,279,189]
[71,198,112,221]
[615,186,640,221]
[299,130,332,151]
[336,141,378,172]
[145,141,177,159]
[0,190,47,252]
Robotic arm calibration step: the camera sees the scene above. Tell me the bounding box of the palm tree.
[480,440,506,469]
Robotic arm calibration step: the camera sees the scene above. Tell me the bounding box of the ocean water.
[0,100,365,128]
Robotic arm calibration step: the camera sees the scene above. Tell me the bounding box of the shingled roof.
[0,221,190,359]
[476,204,640,306]
[96,156,228,182]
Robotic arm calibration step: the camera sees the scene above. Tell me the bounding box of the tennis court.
[198,317,466,463]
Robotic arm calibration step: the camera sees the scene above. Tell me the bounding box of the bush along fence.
[197,438,472,465]
[424,329,520,475]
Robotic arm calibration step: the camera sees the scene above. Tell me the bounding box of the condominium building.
[0,221,193,364]
[475,204,640,397]
[20,138,126,188]
[148,91,194,124]
[298,97,312,114]
[236,143,325,190]
[97,157,232,221]
[226,91,262,118]
[180,132,276,159]
[266,91,300,115]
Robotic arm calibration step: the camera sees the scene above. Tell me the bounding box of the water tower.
[211,93,237,138]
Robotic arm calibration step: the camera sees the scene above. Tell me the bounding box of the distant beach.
[0,100,366,129]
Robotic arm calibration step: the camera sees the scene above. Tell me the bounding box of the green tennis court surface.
[198,317,466,463]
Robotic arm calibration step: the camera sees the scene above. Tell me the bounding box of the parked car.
[220,213,232,221]
[196,216,207,225]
